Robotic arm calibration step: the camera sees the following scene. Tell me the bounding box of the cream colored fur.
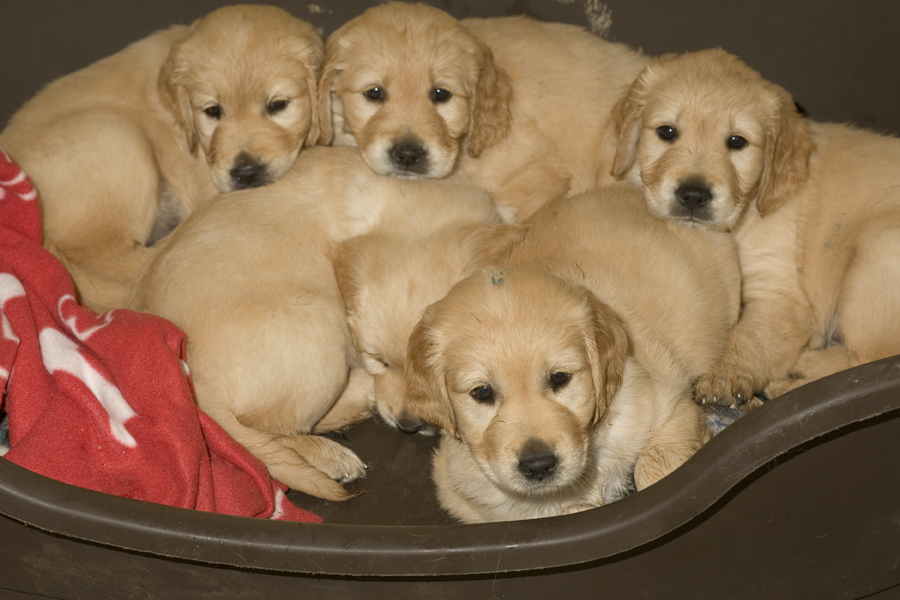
[318,2,648,223]
[0,6,323,311]
[130,146,504,501]
[333,218,525,435]
[612,49,900,403]
[405,185,740,522]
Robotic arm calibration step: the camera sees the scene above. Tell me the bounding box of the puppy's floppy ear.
[294,30,326,147]
[316,35,345,145]
[158,44,198,154]
[467,40,513,157]
[611,60,659,179]
[583,290,628,424]
[756,87,814,215]
[405,307,458,437]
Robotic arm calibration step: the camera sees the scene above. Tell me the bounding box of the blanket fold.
[0,150,320,523]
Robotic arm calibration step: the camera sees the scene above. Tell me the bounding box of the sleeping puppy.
[318,2,647,222]
[130,146,501,501]
[0,5,323,312]
[405,185,740,522]
[612,48,900,404]
[333,220,525,436]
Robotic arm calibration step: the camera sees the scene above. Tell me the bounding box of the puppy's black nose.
[230,156,266,189]
[389,141,428,173]
[675,181,713,210]
[518,443,559,481]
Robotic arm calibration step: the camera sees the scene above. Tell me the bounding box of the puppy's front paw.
[313,439,368,483]
[282,435,368,483]
[694,366,761,408]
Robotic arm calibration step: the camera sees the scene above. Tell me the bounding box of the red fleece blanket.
[0,151,320,523]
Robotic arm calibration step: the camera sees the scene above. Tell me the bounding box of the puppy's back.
[507,185,741,375]
[462,16,646,94]
[0,26,187,148]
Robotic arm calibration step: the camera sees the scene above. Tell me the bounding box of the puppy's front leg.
[634,399,704,490]
[694,291,815,407]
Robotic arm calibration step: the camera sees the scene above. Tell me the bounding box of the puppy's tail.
[204,406,360,502]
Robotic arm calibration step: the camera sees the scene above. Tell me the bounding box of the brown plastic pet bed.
[2,2,899,599]
[1,357,899,598]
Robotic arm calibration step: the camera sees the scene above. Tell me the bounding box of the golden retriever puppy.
[612,48,900,404]
[318,2,647,222]
[0,5,323,312]
[333,220,525,436]
[130,146,501,501]
[405,186,740,522]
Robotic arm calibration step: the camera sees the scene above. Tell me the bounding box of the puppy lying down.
[612,48,900,404]
[130,146,498,501]
[0,5,323,311]
[405,185,740,522]
[334,220,525,436]
[319,2,647,222]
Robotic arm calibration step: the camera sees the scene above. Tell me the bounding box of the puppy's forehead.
[330,7,481,76]
[436,269,594,354]
[177,33,317,99]
[646,54,780,122]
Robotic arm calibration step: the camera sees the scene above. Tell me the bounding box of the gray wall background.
[2,1,898,136]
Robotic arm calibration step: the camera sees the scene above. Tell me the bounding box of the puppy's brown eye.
[267,99,289,114]
[470,385,495,405]
[363,87,385,101]
[549,371,572,392]
[656,125,677,141]
[727,135,748,150]
[431,88,452,103]
[203,105,222,119]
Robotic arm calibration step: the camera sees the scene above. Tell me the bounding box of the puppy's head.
[405,267,628,497]
[334,222,526,436]
[159,5,324,192]
[612,49,814,230]
[318,2,512,180]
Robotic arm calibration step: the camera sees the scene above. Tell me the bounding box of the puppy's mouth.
[386,139,431,178]
[669,177,716,225]
[376,403,439,436]
[482,437,590,498]
[515,440,561,486]
[226,152,272,191]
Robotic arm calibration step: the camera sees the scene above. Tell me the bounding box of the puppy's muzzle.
[395,415,438,436]
[389,139,429,175]
[517,440,559,482]
[673,177,714,221]
[230,153,269,190]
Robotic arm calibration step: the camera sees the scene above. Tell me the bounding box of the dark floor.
[289,417,452,526]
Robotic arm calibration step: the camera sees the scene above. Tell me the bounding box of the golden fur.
[612,48,900,403]
[0,5,323,311]
[405,186,740,522]
[318,2,648,222]
[129,145,502,501]
[333,218,525,436]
